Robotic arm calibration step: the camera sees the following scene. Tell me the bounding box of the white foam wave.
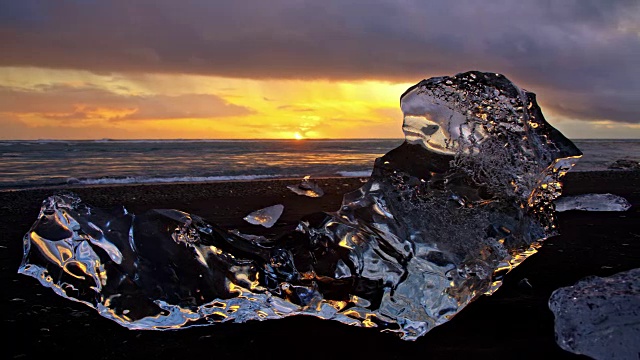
[336,170,371,177]
[71,171,373,187]
[75,174,283,185]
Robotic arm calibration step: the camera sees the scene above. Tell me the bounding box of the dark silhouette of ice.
[243,204,284,228]
[549,268,640,360]
[18,71,582,340]
[555,193,631,212]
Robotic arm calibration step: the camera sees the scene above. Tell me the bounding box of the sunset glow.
[0,1,638,139]
[0,67,410,139]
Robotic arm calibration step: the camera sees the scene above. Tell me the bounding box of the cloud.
[374,107,403,122]
[535,87,639,124]
[277,105,315,112]
[0,1,638,124]
[0,84,255,121]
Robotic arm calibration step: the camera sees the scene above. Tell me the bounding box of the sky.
[0,0,638,140]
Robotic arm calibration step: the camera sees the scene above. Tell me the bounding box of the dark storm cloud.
[0,0,638,123]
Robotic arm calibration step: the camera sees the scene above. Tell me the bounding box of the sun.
[293,132,304,140]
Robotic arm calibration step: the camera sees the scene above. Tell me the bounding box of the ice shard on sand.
[18,71,582,340]
[549,268,640,360]
[243,204,284,228]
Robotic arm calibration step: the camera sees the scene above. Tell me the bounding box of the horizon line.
[1,137,639,141]
[0,137,405,141]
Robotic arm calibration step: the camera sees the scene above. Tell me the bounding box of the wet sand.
[2,171,639,359]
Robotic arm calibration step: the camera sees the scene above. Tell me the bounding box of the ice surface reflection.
[549,268,640,359]
[554,193,631,212]
[19,71,581,340]
[243,204,284,228]
[287,176,325,197]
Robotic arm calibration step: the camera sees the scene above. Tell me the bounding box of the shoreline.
[2,170,639,359]
[0,168,636,193]
[0,166,636,194]
[0,175,369,193]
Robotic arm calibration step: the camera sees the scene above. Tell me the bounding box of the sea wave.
[0,139,635,190]
[70,174,287,185]
[71,171,374,186]
[336,170,372,177]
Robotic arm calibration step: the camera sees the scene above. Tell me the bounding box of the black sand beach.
[2,171,639,359]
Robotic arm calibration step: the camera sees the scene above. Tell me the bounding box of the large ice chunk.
[549,268,640,360]
[18,71,582,340]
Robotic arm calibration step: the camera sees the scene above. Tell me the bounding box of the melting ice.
[243,204,284,228]
[18,71,582,340]
[554,193,631,212]
[549,268,640,360]
[287,176,325,198]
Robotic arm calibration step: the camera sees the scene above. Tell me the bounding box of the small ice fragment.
[549,268,640,360]
[608,159,640,170]
[243,204,284,228]
[229,229,272,245]
[286,175,325,197]
[554,193,631,212]
[517,278,532,289]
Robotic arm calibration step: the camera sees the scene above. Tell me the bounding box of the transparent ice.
[243,204,284,228]
[286,176,325,198]
[18,71,582,340]
[554,193,631,212]
[549,268,640,360]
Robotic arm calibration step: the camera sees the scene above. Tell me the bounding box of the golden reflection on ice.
[30,232,65,267]
[17,71,584,341]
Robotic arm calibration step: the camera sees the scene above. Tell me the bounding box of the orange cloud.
[0,84,254,122]
[0,68,414,139]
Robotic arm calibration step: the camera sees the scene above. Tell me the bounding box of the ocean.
[0,138,638,190]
